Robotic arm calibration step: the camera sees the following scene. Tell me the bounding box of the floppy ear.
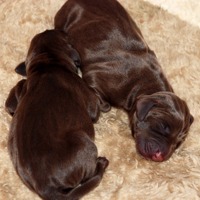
[124,86,140,111]
[5,79,27,116]
[136,96,156,121]
[189,114,194,125]
[15,62,27,76]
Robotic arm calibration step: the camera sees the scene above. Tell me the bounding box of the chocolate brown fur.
[5,29,109,200]
[54,0,193,161]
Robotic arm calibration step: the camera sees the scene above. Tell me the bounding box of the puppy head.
[15,29,80,76]
[132,91,193,162]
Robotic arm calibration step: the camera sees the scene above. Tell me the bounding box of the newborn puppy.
[53,0,194,162]
[5,29,108,200]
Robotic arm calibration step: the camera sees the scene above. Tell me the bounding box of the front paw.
[99,101,111,113]
[96,157,109,170]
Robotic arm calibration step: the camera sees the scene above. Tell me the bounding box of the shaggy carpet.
[0,0,200,199]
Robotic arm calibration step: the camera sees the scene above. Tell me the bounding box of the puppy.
[5,29,109,200]
[53,0,194,162]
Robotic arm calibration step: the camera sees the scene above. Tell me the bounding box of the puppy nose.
[152,151,164,162]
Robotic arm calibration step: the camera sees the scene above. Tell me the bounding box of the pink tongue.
[152,152,164,162]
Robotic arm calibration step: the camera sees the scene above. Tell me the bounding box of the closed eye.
[151,123,170,136]
[161,123,170,135]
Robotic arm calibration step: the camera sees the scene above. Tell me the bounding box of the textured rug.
[145,0,200,28]
[0,0,200,199]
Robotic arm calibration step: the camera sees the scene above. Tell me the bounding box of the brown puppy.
[5,29,109,200]
[54,0,194,162]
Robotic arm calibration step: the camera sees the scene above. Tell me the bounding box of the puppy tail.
[43,157,109,200]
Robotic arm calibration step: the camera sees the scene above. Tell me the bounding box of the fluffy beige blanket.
[0,0,200,199]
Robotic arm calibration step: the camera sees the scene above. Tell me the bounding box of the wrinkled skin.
[131,92,193,161]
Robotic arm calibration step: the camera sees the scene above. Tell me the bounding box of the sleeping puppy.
[5,29,109,200]
[52,0,194,162]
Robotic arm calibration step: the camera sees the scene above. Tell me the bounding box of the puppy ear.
[136,96,156,121]
[15,62,27,76]
[189,114,194,125]
[124,86,140,111]
[5,79,26,116]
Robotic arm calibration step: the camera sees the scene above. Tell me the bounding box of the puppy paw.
[96,157,109,170]
[100,102,111,113]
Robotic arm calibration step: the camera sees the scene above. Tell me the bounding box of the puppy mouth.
[136,139,170,162]
[151,151,164,162]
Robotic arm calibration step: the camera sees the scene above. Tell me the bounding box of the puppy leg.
[66,157,109,200]
[87,94,111,122]
[83,87,101,123]
[96,94,111,113]
[87,97,100,123]
[5,79,26,116]
[83,76,111,114]
[41,157,109,200]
